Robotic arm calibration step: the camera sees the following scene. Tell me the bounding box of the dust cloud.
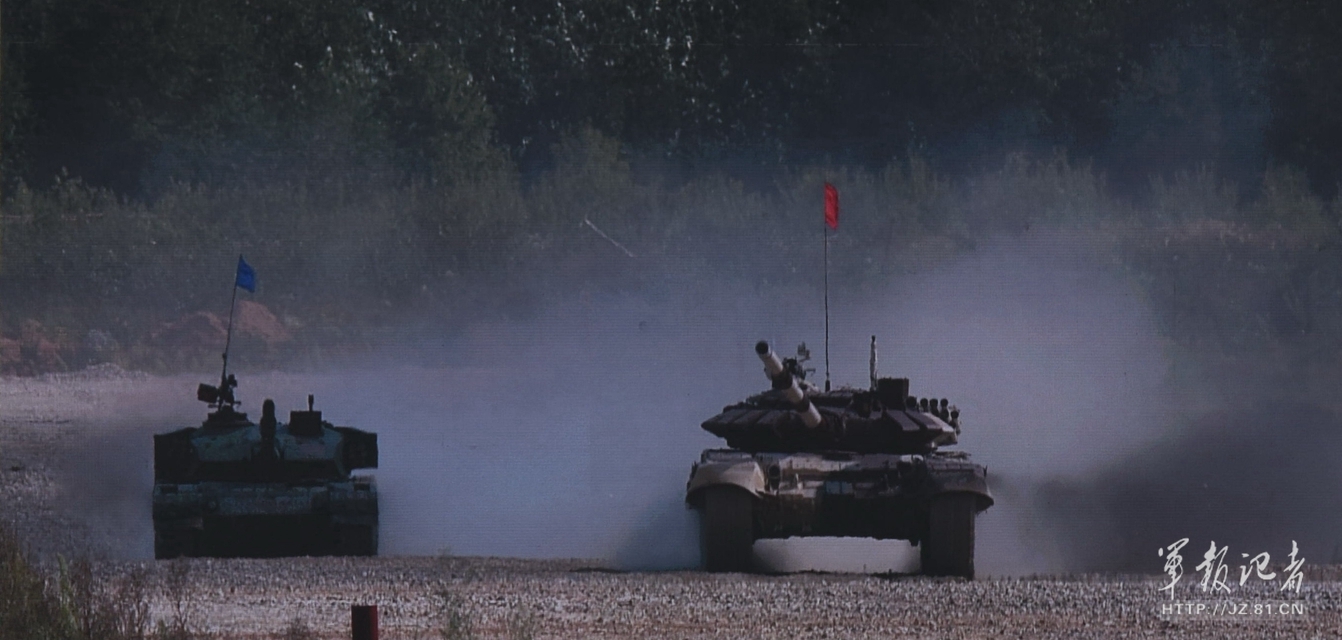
[49,222,1336,576]
[46,226,1152,574]
[56,285,817,567]
[814,230,1180,575]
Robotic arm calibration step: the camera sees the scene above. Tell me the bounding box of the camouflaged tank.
[686,339,992,578]
[152,375,378,558]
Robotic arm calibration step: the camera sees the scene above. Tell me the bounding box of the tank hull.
[152,479,378,558]
[687,449,991,576]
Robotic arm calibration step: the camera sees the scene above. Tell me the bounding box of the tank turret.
[755,341,823,428]
[152,376,379,558]
[687,337,992,578]
[702,340,959,454]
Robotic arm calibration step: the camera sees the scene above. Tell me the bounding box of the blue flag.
[235,255,256,292]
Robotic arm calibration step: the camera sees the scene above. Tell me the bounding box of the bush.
[506,607,538,640]
[0,521,152,640]
[280,617,318,640]
[435,589,476,640]
[3,148,1341,376]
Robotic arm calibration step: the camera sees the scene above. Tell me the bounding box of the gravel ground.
[94,555,1341,639]
[2,368,1340,639]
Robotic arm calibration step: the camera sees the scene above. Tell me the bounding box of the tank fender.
[926,460,994,511]
[686,460,765,506]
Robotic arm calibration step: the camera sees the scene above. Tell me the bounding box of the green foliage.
[506,607,538,640]
[1124,166,1341,363]
[0,520,71,639]
[1253,165,1332,233]
[11,0,1342,194]
[59,557,152,640]
[156,559,196,640]
[1107,32,1269,190]
[435,589,476,640]
[529,128,645,231]
[1149,168,1239,222]
[5,0,503,192]
[966,153,1117,232]
[0,522,152,640]
[380,46,505,184]
[279,617,317,640]
[2,131,1342,378]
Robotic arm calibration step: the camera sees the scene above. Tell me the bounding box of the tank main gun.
[755,341,822,428]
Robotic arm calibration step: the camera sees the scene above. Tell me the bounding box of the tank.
[686,339,992,578]
[152,373,379,558]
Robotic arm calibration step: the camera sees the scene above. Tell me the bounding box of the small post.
[352,604,378,640]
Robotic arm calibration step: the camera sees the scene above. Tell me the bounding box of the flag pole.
[823,221,831,392]
[821,182,838,392]
[221,255,241,389]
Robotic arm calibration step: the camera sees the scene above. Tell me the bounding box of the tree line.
[2,0,1342,375]
[4,0,1342,197]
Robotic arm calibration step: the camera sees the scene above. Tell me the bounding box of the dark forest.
[2,0,1341,377]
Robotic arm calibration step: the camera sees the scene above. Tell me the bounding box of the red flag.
[824,182,839,229]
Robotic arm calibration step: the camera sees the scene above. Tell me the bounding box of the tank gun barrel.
[755,341,822,428]
[755,341,785,378]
